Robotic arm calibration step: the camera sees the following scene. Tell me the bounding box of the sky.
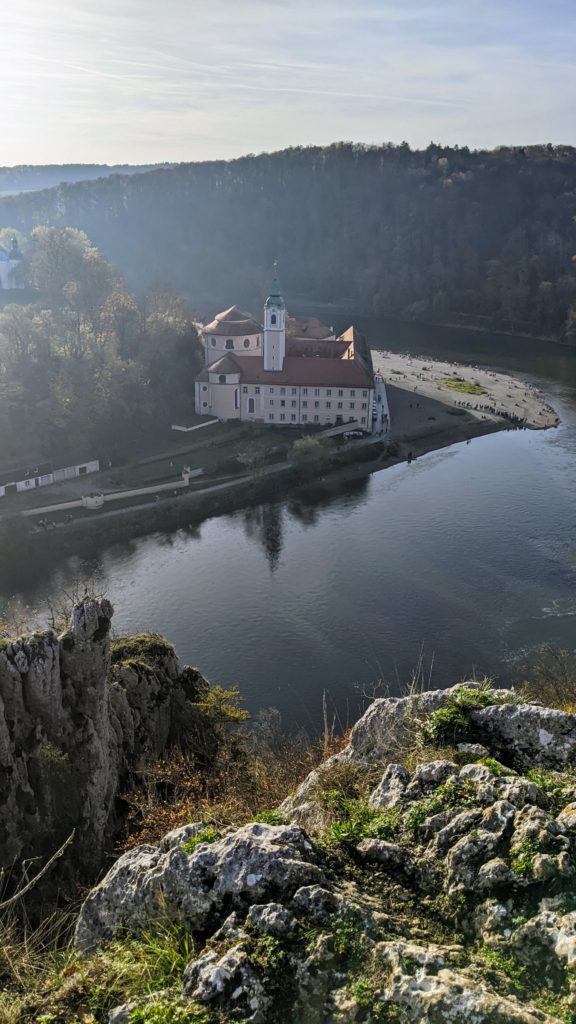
[1,0,576,165]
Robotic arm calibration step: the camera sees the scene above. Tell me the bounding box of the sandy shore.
[372,350,559,458]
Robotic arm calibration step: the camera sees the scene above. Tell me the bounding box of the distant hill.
[0,163,173,197]
[0,143,575,341]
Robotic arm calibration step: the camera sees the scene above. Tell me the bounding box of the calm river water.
[3,319,576,731]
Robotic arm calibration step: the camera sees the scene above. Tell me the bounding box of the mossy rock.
[111,633,175,665]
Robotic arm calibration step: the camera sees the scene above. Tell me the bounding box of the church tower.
[263,262,286,371]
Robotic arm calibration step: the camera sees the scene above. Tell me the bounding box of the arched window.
[225,338,234,350]
[219,374,226,384]
[271,314,277,325]
[243,338,250,348]
[248,398,255,413]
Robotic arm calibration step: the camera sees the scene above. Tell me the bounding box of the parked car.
[343,429,365,440]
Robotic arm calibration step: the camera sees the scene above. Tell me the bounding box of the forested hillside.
[0,163,169,197]
[1,143,576,340]
[0,227,202,466]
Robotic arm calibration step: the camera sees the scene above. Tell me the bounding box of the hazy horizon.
[2,0,575,165]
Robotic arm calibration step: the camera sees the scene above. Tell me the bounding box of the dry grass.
[118,710,351,850]
[517,646,576,713]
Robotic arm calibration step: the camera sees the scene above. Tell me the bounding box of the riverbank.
[0,353,560,580]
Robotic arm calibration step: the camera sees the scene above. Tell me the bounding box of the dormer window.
[219,374,226,384]
[225,339,234,350]
[271,314,277,325]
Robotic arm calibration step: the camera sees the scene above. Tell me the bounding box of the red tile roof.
[197,355,372,388]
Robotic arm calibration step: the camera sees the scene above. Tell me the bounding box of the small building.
[195,268,376,429]
[0,237,24,290]
[0,458,100,499]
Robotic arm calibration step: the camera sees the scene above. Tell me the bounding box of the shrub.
[182,826,220,854]
[420,704,471,746]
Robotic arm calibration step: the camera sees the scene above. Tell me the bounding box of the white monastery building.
[195,268,376,428]
[0,236,24,290]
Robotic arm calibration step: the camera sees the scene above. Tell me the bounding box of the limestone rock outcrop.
[72,681,576,1023]
[0,598,208,879]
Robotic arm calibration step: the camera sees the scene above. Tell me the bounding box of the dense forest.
[0,163,169,197]
[1,143,576,341]
[0,227,203,466]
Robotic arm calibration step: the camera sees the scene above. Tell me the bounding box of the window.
[202,401,208,407]
[280,413,286,422]
[280,400,285,407]
[338,389,343,397]
[362,402,367,410]
[234,389,239,410]
[257,337,260,347]
[219,374,226,384]
[280,387,286,395]
[248,398,255,413]
[242,386,248,393]
[302,400,308,408]
[327,389,332,396]
[269,399,274,406]
[314,401,319,408]
[362,390,368,398]
[271,313,277,325]
[202,385,208,392]
[326,401,331,409]
[211,338,216,346]
[314,388,320,397]
[350,402,355,409]
[255,386,260,394]
[291,387,297,395]
[291,414,296,422]
[302,414,307,422]
[243,338,250,348]
[302,388,308,395]
[313,415,319,422]
[225,339,234,350]
[269,413,275,420]
[269,387,275,394]
[337,402,343,409]
[350,390,356,397]
[291,400,297,408]
[361,416,366,424]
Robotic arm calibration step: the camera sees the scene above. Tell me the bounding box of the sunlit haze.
[2,0,576,164]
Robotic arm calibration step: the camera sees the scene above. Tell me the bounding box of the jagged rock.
[75,822,324,953]
[368,763,409,809]
[183,945,270,1023]
[376,938,561,1023]
[0,598,213,881]
[246,902,297,936]
[290,884,341,922]
[358,838,414,874]
[469,703,576,771]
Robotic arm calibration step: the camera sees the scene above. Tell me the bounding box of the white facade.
[205,329,262,366]
[263,300,286,371]
[195,379,374,429]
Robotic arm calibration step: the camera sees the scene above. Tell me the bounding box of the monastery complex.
[195,268,377,429]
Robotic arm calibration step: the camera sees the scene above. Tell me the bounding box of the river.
[2,319,576,732]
